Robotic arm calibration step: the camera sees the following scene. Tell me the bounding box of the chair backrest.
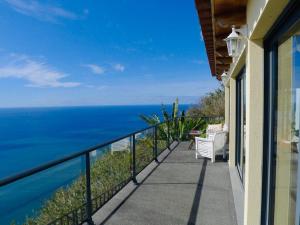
[212,131,227,151]
[206,124,223,134]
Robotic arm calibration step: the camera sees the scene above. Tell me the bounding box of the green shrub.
[21,136,155,225]
[187,87,225,118]
[140,98,207,142]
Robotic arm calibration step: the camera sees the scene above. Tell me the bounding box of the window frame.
[235,67,246,184]
[262,1,300,224]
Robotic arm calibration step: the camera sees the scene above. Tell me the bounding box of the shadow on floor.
[94,142,236,225]
[187,159,207,225]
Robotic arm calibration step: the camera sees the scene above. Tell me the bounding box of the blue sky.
[0,0,219,107]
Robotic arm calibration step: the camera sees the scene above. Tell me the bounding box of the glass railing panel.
[89,137,131,213]
[135,128,154,174]
[157,123,168,155]
[0,155,87,225]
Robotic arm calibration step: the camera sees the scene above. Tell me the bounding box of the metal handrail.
[0,123,163,187]
[0,116,224,186]
[0,116,224,225]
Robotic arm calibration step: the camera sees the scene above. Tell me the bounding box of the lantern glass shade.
[221,72,228,85]
[224,27,241,57]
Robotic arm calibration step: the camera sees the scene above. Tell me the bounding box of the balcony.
[0,118,236,225]
[93,142,237,225]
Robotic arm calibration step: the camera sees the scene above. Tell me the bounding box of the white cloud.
[113,45,138,53]
[83,84,107,91]
[97,85,108,91]
[84,84,95,88]
[191,59,207,65]
[200,30,204,42]
[4,0,78,22]
[83,63,124,74]
[0,54,80,88]
[83,64,105,75]
[153,54,174,61]
[113,63,125,72]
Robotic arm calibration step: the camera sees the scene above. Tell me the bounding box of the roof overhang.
[195,0,247,79]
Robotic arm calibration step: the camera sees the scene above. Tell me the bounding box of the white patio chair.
[207,123,223,131]
[206,123,223,138]
[195,131,227,163]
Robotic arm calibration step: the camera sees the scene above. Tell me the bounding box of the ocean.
[0,105,189,224]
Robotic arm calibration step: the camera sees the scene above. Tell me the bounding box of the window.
[236,68,246,183]
[263,1,300,224]
[273,30,300,225]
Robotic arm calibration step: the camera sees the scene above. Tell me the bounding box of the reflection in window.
[274,34,300,225]
[236,70,246,183]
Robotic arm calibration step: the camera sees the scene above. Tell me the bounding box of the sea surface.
[0,105,189,224]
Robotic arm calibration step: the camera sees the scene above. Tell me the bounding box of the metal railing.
[0,116,224,225]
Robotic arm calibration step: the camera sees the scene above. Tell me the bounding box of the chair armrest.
[195,137,214,152]
[195,137,213,143]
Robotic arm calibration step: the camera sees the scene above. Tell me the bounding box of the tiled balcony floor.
[92,142,237,225]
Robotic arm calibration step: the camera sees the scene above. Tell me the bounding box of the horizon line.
[0,103,195,110]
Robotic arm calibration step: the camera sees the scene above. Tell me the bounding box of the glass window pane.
[235,70,246,183]
[274,33,300,225]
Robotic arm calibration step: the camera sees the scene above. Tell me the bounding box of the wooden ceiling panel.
[213,0,247,15]
[216,56,232,64]
[195,0,216,75]
[195,0,247,79]
[213,0,246,77]
[216,46,228,56]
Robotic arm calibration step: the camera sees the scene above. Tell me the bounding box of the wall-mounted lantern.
[224,26,242,57]
[221,71,229,86]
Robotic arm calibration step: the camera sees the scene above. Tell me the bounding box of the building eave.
[195,0,247,80]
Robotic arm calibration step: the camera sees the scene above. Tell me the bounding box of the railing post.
[167,121,170,150]
[131,134,137,184]
[154,125,158,162]
[85,152,95,225]
[175,117,179,142]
